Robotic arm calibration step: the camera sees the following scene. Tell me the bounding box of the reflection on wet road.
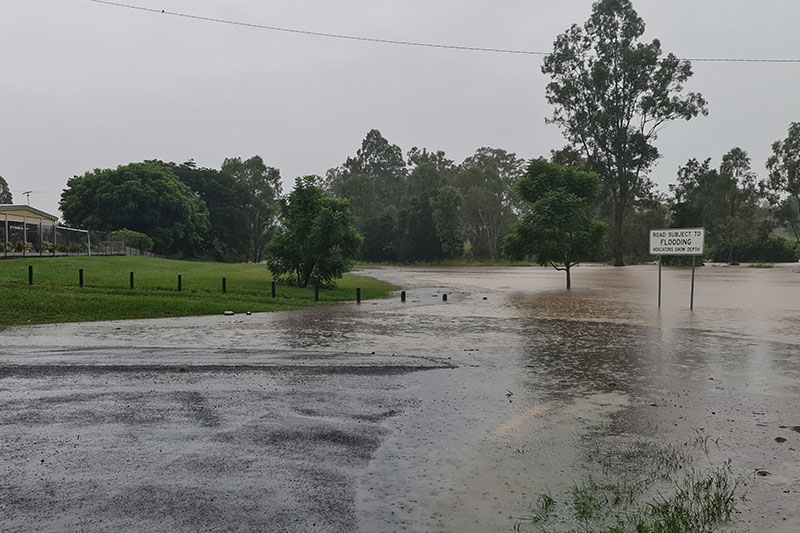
[1,264,799,532]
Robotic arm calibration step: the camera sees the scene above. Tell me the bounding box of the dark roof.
[0,205,59,221]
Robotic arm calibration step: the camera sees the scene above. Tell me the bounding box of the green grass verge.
[515,436,738,532]
[0,256,394,327]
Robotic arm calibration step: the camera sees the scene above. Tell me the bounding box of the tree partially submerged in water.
[504,160,606,289]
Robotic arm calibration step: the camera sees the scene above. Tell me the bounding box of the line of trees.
[53,0,800,268]
[54,119,800,266]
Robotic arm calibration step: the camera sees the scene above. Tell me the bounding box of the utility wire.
[87,0,800,64]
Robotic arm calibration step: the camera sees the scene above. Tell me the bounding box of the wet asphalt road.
[2,265,800,532]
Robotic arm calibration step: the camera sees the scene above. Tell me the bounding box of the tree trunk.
[566,266,571,289]
[612,203,625,266]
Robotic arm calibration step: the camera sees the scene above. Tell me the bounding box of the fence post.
[79,269,84,288]
[442,293,447,302]
[314,285,319,301]
[356,287,361,304]
[130,272,134,290]
[271,281,276,298]
[28,265,33,286]
[178,274,182,292]
[222,277,227,294]
[401,290,406,302]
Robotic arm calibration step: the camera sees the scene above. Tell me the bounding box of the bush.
[711,236,799,263]
[109,228,155,252]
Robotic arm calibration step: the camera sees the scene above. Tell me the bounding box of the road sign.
[649,228,705,256]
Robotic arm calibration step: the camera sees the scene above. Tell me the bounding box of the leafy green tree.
[430,185,463,258]
[60,163,210,255]
[108,228,154,252]
[326,129,408,261]
[671,149,766,263]
[266,177,362,287]
[452,148,524,260]
[149,160,250,261]
[504,160,606,289]
[765,122,800,242]
[0,176,11,203]
[221,156,282,263]
[396,162,447,261]
[407,147,456,180]
[542,0,707,266]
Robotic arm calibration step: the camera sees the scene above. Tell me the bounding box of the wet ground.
[1,264,799,532]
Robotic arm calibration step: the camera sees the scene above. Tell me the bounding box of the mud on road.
[2,265,800,532]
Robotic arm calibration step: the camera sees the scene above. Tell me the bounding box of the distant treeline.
[54,125,799,265]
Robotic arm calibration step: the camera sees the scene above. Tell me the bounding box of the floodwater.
[1,264,799,532]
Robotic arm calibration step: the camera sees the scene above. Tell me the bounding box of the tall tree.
[765,122,800,242]
[452,148,524,260]
[221,156,281,263]
[671,149,765,263]
[0,176,11,203]
[542,0,707,265]
[504,159,606,289]
[149,160,250,261]
[60,163,210,255]
[326,129,408,261]
[396,162,447,261]
[430,185,463,258]
[266,177,362,288]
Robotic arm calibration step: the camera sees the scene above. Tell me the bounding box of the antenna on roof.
[11,190,46,206]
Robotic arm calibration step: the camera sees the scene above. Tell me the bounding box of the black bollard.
[130,272,134,290]
[314,286,319,301]
[28,265,33,286]
[271,281,276,298]
[442,293,447,302]
[79,269,84,288]
[222,277,227,294]
[178,274,182,292]
[401,290,406,302]
[356,287,361,304]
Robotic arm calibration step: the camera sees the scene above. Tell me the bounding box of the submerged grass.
[516,437,737,533]
[0,256,394,327]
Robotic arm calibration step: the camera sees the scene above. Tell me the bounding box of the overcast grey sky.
[2,0,799,218]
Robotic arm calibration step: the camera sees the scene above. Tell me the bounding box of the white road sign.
[649,228,705,256]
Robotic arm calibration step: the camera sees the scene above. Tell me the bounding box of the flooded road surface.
[1,264,799,532]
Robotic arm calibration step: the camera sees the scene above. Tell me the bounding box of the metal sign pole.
[690,255,696,310]
[658,256,662,308]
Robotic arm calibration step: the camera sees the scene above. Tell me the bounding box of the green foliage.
[765,122,800,241]
[0,176,11,203]
[326,129,408,261]
[710,236,798,263]
[221,156,282,263]
[430,185,464,258]
[266,177,362,288]
[453,148,524,261]
[108,228,154,252]
[542,0,707,265]
[671,148,769,263]
[154,160,250,262]
[59,162,210,256]
[0,256,392,327]
[504,159,606,288]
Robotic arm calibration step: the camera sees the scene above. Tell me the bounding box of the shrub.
[108,228,155,252]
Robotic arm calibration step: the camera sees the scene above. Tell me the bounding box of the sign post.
[649,228,705,309]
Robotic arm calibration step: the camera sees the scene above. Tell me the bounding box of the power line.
[87,0,800,64]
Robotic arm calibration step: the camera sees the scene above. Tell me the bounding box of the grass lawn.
[0,256,394,327]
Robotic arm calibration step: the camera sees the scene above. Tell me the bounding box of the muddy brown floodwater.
[1,264,799,532]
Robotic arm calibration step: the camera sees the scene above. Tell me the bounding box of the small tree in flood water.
[503,159,606,289]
